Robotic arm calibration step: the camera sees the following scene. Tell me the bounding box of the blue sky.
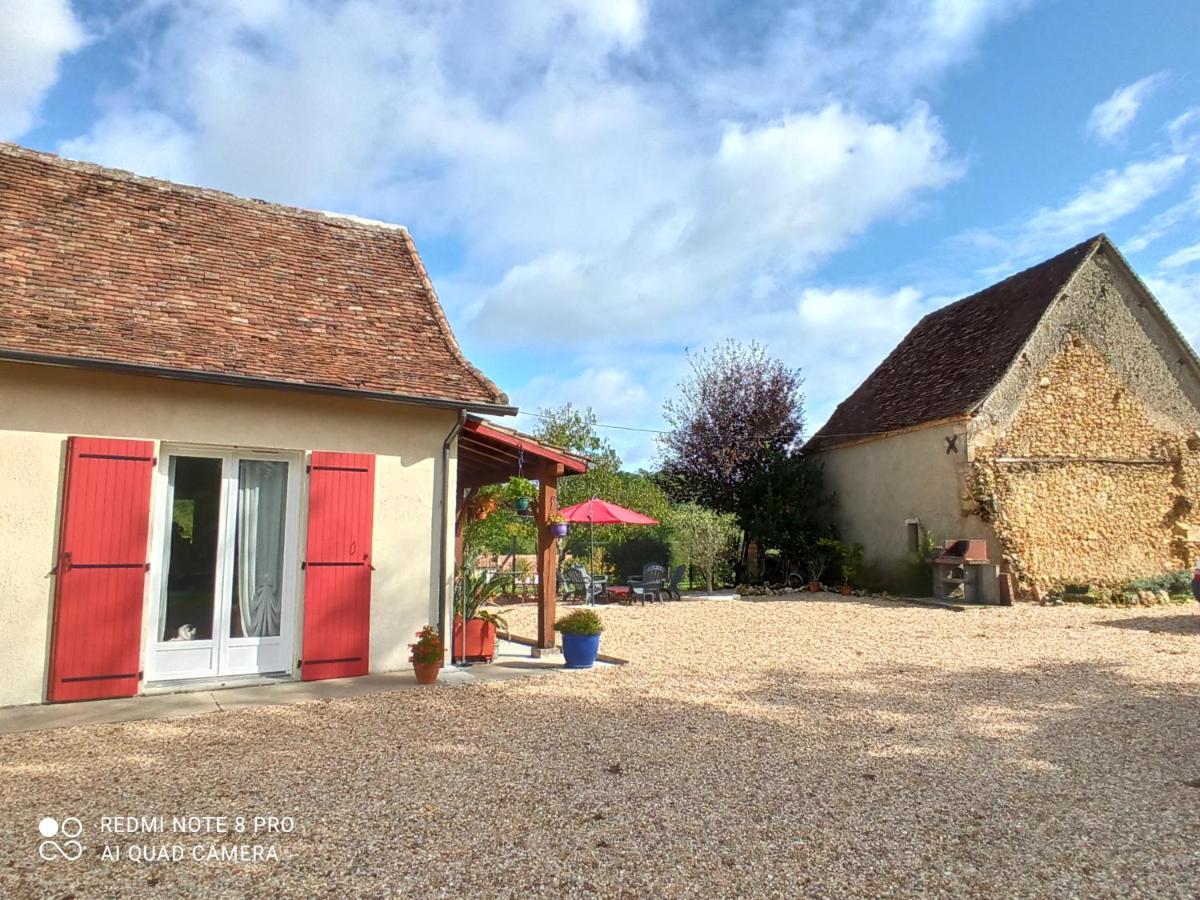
[4,0,1199,467]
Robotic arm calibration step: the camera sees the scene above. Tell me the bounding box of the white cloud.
[1086,72,1167,145]
[561,0,646,46]
[687,0,1034,117]
[0,0,86,138]
[1126,182,1200,253]
[1145,273,1200,349]
[1159,242,1200,270]
[970,154,1189,273]
[59,110,196,184]
[1027,155,1187,239]
[506,282,937,462]
[1168,108,1200,156]
[468,104,960,342]
[513,364,669,469]
[735,284,933,435]
[54,0,1032,442]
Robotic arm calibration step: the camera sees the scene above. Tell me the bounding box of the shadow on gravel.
[1097,613,1200,635]
[3,653,1199,898]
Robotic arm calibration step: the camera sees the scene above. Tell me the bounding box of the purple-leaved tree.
[657,340,804,514]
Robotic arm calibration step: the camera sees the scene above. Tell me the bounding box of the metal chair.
[664,565,685,600]
[563,565,607,605]
[627,563,666,604]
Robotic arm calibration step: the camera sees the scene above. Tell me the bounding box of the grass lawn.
[3,596,1199,897]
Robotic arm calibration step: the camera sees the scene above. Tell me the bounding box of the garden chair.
[663,565,685,600]
[563,565,607,606]
[627,563,666,605]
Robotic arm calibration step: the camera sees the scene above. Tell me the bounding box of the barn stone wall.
[969,250,1200,592]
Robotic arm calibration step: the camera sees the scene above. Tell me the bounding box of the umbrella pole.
[589,516,595,605]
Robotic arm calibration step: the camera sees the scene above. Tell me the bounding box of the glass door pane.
[229,460,289,639]
[161,456,223,642]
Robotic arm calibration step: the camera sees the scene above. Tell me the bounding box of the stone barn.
[806,234,1200,598]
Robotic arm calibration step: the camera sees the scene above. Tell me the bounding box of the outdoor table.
[605,586,631,604]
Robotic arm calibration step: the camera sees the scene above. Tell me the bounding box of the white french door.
[146,447,301,682]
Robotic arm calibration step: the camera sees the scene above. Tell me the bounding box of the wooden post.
[535,466,561,650]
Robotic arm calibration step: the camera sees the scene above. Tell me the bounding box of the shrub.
[897,530,940,596]
[454,551,512,621]
[836,542,865,586]
[804,537,842,584]
[409,626,443,665]
[1055,571,1194,607]
[555,609,603,635]
[665,504,740,590]
[1124,570,1192,597]
[609,534,673,581]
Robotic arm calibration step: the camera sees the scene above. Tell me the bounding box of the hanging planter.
[514,496,532,514]
[548,512,569,539]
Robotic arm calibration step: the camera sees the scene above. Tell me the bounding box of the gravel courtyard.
[2,596,1199,898]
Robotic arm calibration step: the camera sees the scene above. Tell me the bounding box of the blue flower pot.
[561,631,601,669]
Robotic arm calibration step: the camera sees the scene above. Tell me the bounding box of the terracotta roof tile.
[806,235,1102,452]
[0,143,510,409]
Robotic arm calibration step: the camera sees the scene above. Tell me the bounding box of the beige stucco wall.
[816,420,999,587]
[0,361,458,707]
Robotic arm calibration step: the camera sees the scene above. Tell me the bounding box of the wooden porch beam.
[534,464,562,650]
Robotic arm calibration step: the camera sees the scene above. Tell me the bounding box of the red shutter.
[301,452,375,681]
[48,437,155,702]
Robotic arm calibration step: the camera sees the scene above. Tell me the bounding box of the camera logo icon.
[38,817,84,861]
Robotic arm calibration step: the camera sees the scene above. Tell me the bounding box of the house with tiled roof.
[0,143,584,707]
[807,235,1200,599]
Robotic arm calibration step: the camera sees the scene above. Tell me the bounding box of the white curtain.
[237,461,287,638]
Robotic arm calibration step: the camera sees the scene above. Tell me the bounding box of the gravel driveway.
[2,596,1198,898]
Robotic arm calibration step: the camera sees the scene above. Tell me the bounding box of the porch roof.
[457,416,588,488]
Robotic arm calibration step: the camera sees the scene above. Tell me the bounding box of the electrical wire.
[512,409,901,442]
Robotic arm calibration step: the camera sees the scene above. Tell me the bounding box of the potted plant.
[805,538,841,592]
[548,511,569,539]
[507,477,536,515]
[409,626,443,684]
[555,608,603,669]
[452,552,512,663]
[839,542,864,595]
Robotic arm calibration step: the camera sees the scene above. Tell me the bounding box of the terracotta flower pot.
[413,660,440,684]
[840,584,852,596]
[808,580,821,592]
[452,616,496,663]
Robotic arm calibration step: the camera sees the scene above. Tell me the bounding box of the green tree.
[667,503,741,591]
[534,403,621,472]
[463,479,536,555]
[658,340,804,514]
[736,448,837,576]
[533,404,670,574]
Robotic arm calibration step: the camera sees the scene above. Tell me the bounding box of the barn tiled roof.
[0,143,510,410]
[805,235,1103,452]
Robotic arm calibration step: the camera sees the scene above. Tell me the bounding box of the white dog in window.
[167,624,197,641]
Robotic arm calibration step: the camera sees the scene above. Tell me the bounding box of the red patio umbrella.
[558,497,659,579]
